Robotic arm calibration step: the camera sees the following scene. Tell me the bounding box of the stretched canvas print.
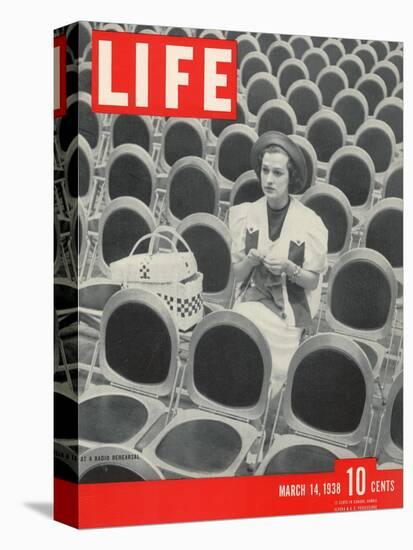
[53,21,403,528]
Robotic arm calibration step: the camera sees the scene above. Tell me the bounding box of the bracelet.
[288,264,301,283]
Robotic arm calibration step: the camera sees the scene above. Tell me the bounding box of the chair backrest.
[177,213,234,306]
[277,59,310,96]
[160,118,206,171]
[256,33,280,55]
[332,89,368,135]
[256,99,297,136]
[321,39,346,65]
[316,66,348,107]
[327,146,375,209]
[302,47,330,82]
[229,170,263,207]
[165,26,192,37]
[79,446,164,483]
[267,40,294,77]
[246,72,281,117]
[165,157,219,225]
[288,35,313,59]
[339,38,361,54]
[362,198,403,269]
[98,197,156,277]
[383,160,403,199]
[386,50,403,81]
[353,44,379,73]
[305,110,347,163]
[100,289,178,396]
[283,332,374,446]
[111,114,153,153]
[372,61,400,96]
[286,79,322,126]
[289,135,318,193]
[392,82,403,100]
[57,92,102,155]
[66,21,92,62]
[376,373,403,463]
[209,95,248,141]
[301,185,352,257]
[374,97,403,145]
[337,54,365,88]
[311,36,327,48]
[355,119,396,174]
[199,29,225,40]
[79,279,122,314]
[239,51,271,89]
[225,30,245,40]
[105,144,156,208]
[64,135,94,207]
[214,124,258,187]
[102,23,125,32]
[355,73,387,116]
[236,34,260,67]
[78,62,92,94]
[368,40,390,61]
[186,311,272,420]
[326,248,397,341]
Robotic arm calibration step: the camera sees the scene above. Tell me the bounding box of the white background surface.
[0,0,410,546]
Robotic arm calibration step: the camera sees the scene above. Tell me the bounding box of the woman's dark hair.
[258,144,303,194]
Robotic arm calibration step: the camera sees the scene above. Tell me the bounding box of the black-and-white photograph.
[53,21,403,489]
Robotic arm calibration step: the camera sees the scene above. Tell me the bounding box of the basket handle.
[129,225,192,256]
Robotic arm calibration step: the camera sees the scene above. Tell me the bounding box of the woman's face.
[260,151,290,208]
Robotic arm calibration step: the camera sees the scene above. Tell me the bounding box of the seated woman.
[228,131,328,386]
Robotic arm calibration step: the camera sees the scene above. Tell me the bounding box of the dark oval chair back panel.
[267,41,294,77]
[355,121,395,173]
[328,147,373,207]
[316,67,348,107]
[256,99,297,136]
[356,74,387,116]
[112,115,152,152]
[306,111,346,163]
[163,119,205,168]
[264,444,337,475]
[364,201,403,268]
[246,73,281,116]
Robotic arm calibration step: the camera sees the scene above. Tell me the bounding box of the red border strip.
[54,458,402,529]
[54,35,67,118]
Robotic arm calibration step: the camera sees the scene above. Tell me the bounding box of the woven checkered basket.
[110,226,204,331]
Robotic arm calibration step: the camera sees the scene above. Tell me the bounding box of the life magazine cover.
[53,21,403,528]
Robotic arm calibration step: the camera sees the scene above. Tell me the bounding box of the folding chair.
[302,47,330,82]
[90,197,157,278]
[214,124,258,195]
[239,52,271,91]
[277,59,310,96]
[207,95,248,147]
[353,44,378,73]
[289,135,318,194]
[266,40,294,78]
[79,446,164,483]
[64,135,94,211]
[326,146,375,229]
[142,310,273,478]
[337,54,365,88]
[177,213,235,308]
[316,66,348,107]
[362,198,403,300]
[374,98,403,147]
[355,73,387,116]
[332,89,368,138]
[301,185,352,264]
[288,35,313,59]
[158,118,206,173]
[339,38,361,54]
[392,83,403,100]
[321,38,346,65]
[368,40,390,62]
[229,170,263,207]
[246,72,281,121]
[110,114,153,154]
[164,157,219,226]
[68,289,181,449]
[305,110,347,176]
[374,373,403,467]
[382,160,403,199]
[105,144,156,211]
[286,80,322,130]
[372,61,400,96]
[355,120,396,178]
[256,33,280,55]
[256,99,297,137]
[236,34,260,68]
[256,333,374,475]
[326,248,397,374]
[386,50,403,82]
[66,21,92,62]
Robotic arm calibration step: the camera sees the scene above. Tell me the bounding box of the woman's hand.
[262,257,295,277]
[246,248,265,267]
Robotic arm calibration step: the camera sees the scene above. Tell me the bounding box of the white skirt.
[233,300,302,391]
